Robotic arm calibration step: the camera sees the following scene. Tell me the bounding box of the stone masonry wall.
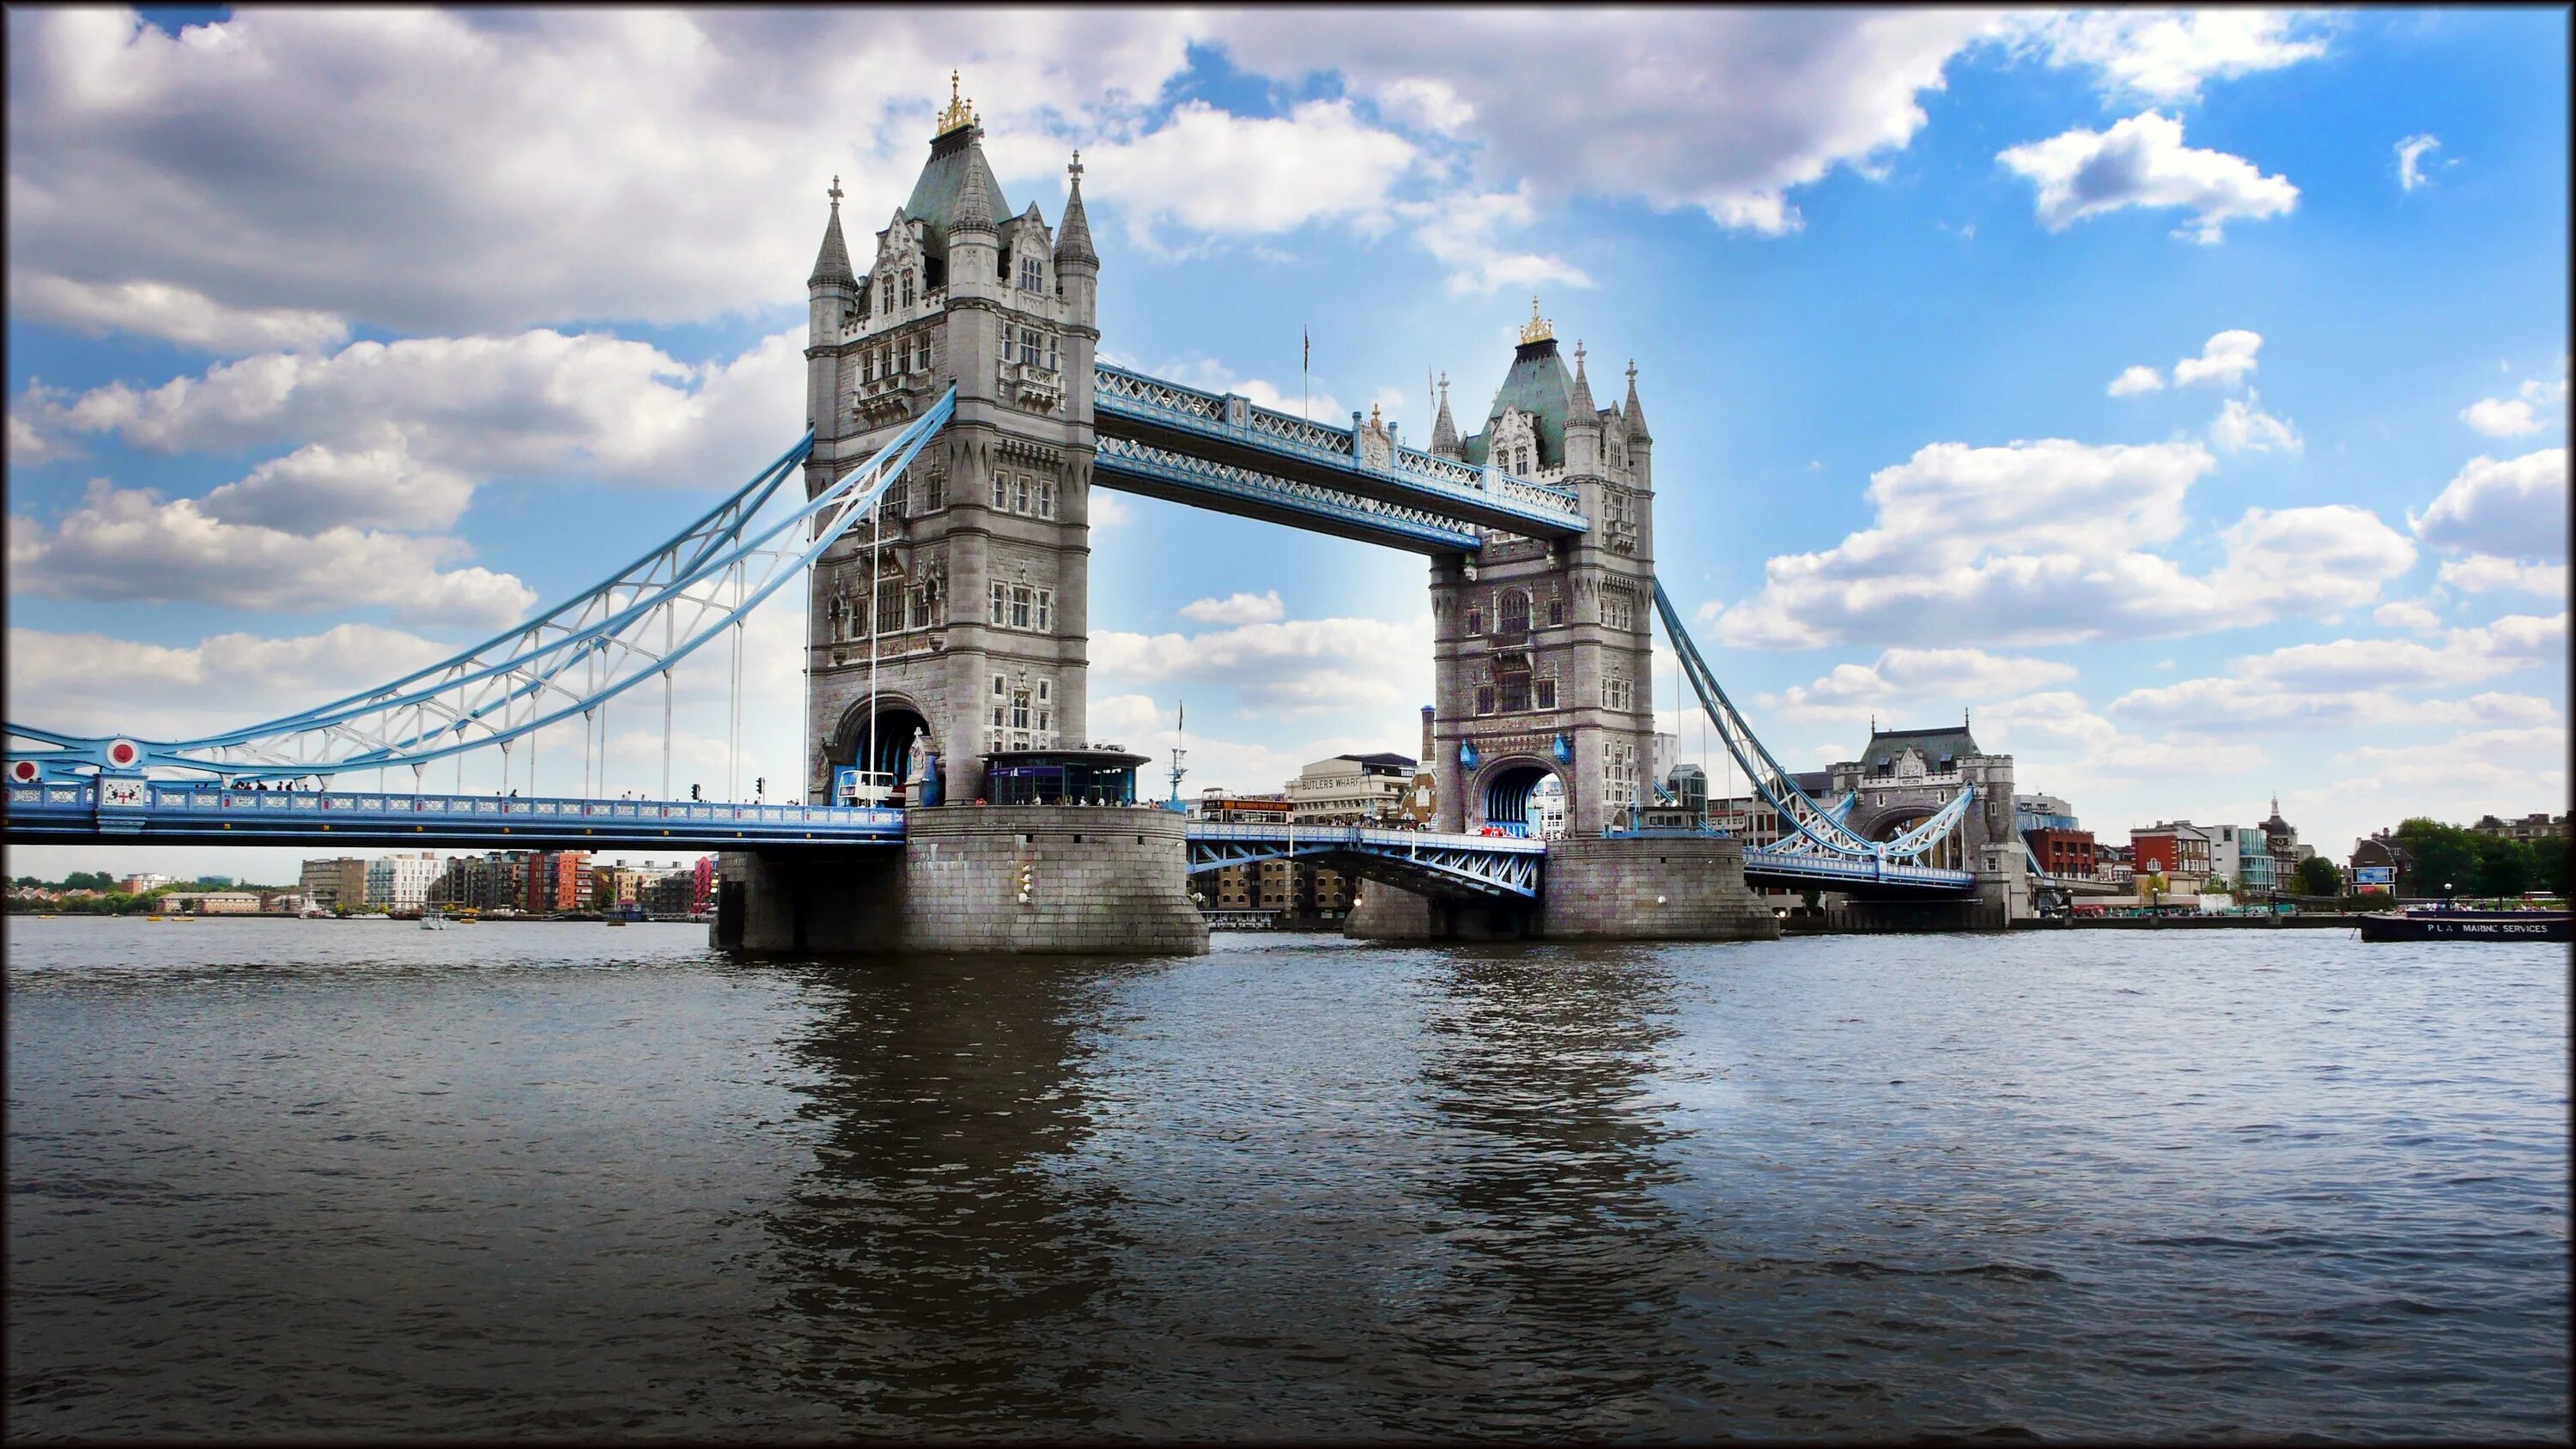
[718,808,1206,956]
[1537,836,1779,941]
[897,805,1205,955]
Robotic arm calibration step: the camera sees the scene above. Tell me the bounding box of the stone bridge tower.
[1827,721,2017,872]
[801,79,1100,806]
[1425,304,1659,838]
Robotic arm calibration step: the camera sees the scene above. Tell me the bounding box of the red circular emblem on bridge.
[9,760,38,784]
[106,739,141,769]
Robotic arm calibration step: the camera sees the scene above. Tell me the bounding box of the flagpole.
[1302,324,1309,420]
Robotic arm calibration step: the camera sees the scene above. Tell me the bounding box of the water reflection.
[748,956,1136,1436]
[1394,946,1723,1435]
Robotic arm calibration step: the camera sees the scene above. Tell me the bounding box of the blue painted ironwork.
[1742,845,1975,891]
[1185,822,1544,900]
[1651,579,1974,868]
[1093,364,1589,540]
[3,779,904,848]
[1091,437,1482,554]
[5,391,957,786]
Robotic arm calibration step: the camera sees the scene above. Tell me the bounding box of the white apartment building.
[1288,754,1416,825]
[365,852,443,911]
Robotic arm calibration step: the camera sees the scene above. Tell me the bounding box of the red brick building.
[519,850,590,914]
[2025,827,2097,879]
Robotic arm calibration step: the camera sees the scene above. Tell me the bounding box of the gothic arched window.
[1499,590,1530,634]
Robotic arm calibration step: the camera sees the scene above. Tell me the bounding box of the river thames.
[5,919,2566,1440]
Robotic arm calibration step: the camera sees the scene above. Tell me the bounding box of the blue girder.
[1092,437,1483,554]
[1186,822,1545,900]
[1651,579,1976,868]
[1093,364,1589,540]
[3,779,904,849]
[5,391,956,785]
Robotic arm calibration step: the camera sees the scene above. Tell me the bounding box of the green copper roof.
[902,127,1012,255]
[1467,337,1576,469]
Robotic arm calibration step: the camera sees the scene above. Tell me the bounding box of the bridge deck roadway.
[4,781,904,852]
[11,779,1989,901]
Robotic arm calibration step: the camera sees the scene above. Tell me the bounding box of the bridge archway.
[829,695,932,785]
[1848,802,1961,870]
[1478,758,1566,840]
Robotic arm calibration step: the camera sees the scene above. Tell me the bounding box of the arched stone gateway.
[827,694,933,792]
[1477,758,1567,840]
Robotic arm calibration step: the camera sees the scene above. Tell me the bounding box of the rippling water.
[6,918,2566,1440]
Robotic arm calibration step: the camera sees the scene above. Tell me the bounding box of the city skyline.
[7,8,2568,880]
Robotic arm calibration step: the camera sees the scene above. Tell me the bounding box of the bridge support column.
[1344,884,1536,942]
[1345,835,1777,943]
[718,806,1207,956]
[1976,843,2031,925]
[1538,836,1779,941]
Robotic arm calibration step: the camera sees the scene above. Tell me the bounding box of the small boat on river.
[2360,908,2569,943]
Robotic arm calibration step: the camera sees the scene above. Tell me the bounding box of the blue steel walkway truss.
[1092,365,1589,549]
[1187,823,1545,901]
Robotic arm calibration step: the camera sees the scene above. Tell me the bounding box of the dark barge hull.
[2359,914,2570,943]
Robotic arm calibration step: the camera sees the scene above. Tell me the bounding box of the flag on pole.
[1301,325,1310,418]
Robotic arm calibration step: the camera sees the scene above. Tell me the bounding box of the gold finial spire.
[936,69,978,137]
[1520,294,1553,345]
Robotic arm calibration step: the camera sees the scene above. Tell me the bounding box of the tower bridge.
[6,82,2032,950]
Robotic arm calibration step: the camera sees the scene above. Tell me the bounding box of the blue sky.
[6,8,2567,881]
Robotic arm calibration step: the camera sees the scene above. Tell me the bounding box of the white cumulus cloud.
[2210,391,2301,453]
[197,438,478,533]
[2411,448,2569,562]
[1759,647,2077,723]
[2172,329,2263,387]
[2006,10,2334,105]
[2438,556,2568,597]
[21,326,806,498]
[2459,367,2567,438]
[2107,364,2166,397]
[1701,439,2413,649]
[1092,612,1431,717]
[1180,591,1286,626]
[1999,111,2298,244]
[8,478,535,628]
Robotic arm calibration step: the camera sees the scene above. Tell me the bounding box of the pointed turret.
[1621,358,1654,488]
[951,140,997,238]
[1054,149,1099,270]
[1563,341,1602,476]
[808,175,856,289]
[1622,359,1651,443]
[1430,372,1460,458]
[805,177,860,444]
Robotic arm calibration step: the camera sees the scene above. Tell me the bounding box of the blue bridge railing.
[4,780,905,847]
